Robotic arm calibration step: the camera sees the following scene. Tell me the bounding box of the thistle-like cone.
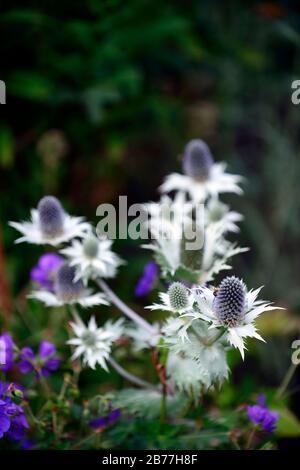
[83,236,99,259]
[37,196,64,237]
[168,282,189,311]
[214,276,246,327]
[54,263,84,302]
[182,139,214,180]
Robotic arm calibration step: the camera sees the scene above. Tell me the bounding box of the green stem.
[160,389,167,424]
[208,328,226,346]
[276,362,298,400]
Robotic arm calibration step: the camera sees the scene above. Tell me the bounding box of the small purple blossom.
[0,333,14,372]
[135,261,158,297]
[89,409,121,429]
[31,253,64,291]
[0,382,29,441]
[18,341,60,377]
[247,395,279,433]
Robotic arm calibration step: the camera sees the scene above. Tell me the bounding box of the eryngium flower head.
[54,263,84,302]
[83,236,99,259]
[182,139,214,181]
[37,196,65,237]
[168,282,189,311]
[214,276,246,327]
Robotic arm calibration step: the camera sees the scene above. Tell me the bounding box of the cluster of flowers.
[0,382,29,442]
[3,137,281,445]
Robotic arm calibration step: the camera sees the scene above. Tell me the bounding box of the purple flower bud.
[135,261,158,297]
[31,253,64,291]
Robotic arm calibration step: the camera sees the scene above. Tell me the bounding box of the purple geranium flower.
[18,341,60,377]
[0,382,29,441]
[247,395,279,433]
[135,261,158,297]
[0,333,14,372]
[89,409,121,429]
[31,253,64,291]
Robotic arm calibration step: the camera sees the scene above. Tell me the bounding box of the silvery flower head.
[60,232,124,285]
[160,139,243,203]
[146,282,193,315]
[182,139,214,181]
[9,195,90,246]
[29,262,108,308]
[184,275,283,359]
[67,314,124,370]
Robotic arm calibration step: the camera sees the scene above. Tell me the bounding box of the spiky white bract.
[60,234,124,285]
[146,286,194,315]
[9,205,90,246]
[143,192,246,279]
[29,262,109,308]
[206,198,243,234]
[162,317,229,393]
[29,288,108,308]
[160,162,243,203]
[67,315,124,371]
[185,281,283,359]
[126,323,161,351]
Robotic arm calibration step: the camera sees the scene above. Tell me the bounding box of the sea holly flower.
[18,341,60,377]
[143,193,246,279]
[9,195,90,246]
[135,261,158,297]
[160,139,243,203]
[31,253,64,291]
[0,382,29,441]
[247,395,279,432]
[29,263,108,308]
[146,282,193,315]
[184,276,283,359]
[60,233,124,285]
[68,314,124,371]
[0,333,14,372]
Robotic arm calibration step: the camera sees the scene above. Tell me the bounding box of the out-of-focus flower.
[89,409,121,429]
[146,282,193,315]
[247,395,279,432]
[37,129,68,168]
[184,276,283,359]
[0,333,14,372]
[135,261,158,297]
[126,323,161,351]
[68,314,124,371]
[0,382,29,441]
[18,341,60,377]
[143,193,246,279]
[60,233,123,285]
[31,253,64,291]
[205,198,243,233]
[29,263,108,308]
[160,139,243,203]
[10,195,90,246]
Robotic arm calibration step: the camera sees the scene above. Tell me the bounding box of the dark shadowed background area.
[1,0,300,448]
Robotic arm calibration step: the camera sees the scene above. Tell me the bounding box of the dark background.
[1,0,300,447]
